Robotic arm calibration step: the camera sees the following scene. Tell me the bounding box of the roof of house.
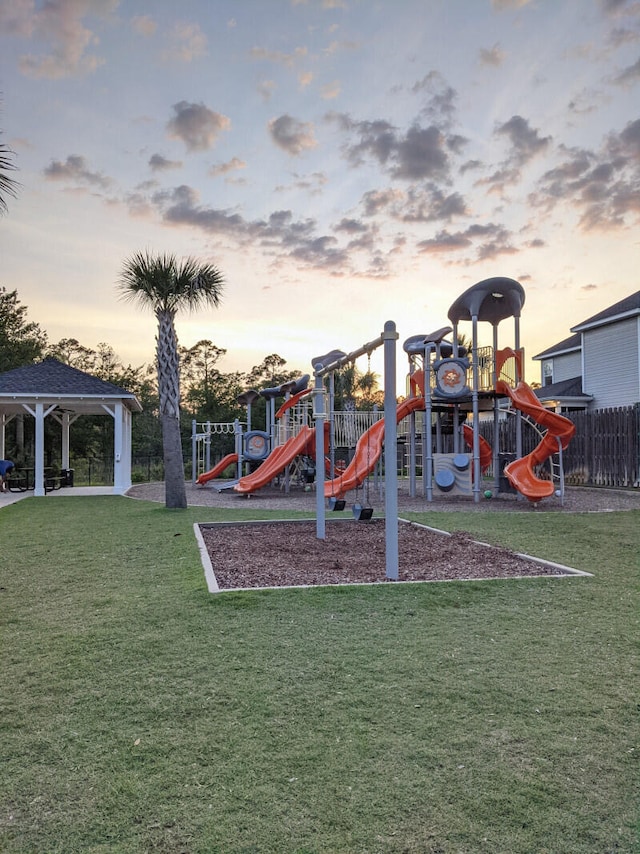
[571,290,640,333]
[533,290,640,359]
[0,357,142,412]
[533,332,582,360]
[534,376,592,402]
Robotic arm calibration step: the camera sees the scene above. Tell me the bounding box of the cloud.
[149,153,183,172]
[7,0,117,79]
[494,115,552,166]
[608,26,640,48]
[460,159,483,174]
[167,101,231,152]
[356,184,466,224]
[163,21,208,63]
[479,43,506,67]
[417,222,517,261]
[257,80,276,101]
[599,0,632,15]
[330,113,397,166]
[610,55,640,85]
[475,165,522,196]
[145,184,389,277]
[209,157,247,177]
[393,126,452,180]
[131,15,157,37]
[320,80,341,99]
[250,46,308,67]
[331,112,460,182]
[567,87,606,116]
[43,154,112,189]
[416,230,472,253]
[360,188,404,216]
[323,39,359,55]
[529,119,640,230]
[492,0,533,9]
[471,115,552,195]
[400,187,467,222]
[0,0,36,36]
[275,171,327,195]
[298,71,314,89]
[411,71,458,129]
[334,217,368,234]
[268,115,318,155]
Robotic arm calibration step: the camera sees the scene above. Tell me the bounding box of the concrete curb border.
[195,517,592,594]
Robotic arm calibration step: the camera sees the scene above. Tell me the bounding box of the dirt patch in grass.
[198,519,577,590]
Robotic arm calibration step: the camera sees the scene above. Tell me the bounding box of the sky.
[1,0,639,391]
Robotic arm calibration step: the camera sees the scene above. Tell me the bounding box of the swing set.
[312,321,400,579]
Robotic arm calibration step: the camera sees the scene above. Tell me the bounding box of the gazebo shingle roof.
[0,357,140,405]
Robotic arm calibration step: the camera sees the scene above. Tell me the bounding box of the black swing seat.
[352,502,373,521]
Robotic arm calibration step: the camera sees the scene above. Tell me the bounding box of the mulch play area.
[196,518,587,591]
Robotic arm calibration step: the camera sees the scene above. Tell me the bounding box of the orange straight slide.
[196,453,238,485]
[324,397,425,499]
[233,426,315,495]
[496,380,575,501]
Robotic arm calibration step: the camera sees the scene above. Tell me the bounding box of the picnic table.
[7,468,73,493]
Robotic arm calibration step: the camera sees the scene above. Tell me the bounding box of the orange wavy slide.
[196,453,239,485]
[233,426,316,495]
[496,380,575,502]
[324,397,425,499]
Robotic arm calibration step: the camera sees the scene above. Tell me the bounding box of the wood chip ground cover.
[198,519,574,590]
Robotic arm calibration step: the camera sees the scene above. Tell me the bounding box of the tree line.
[1,286,380,488]
[0,286,304,458]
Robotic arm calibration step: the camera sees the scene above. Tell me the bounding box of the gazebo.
[0,358,142,496]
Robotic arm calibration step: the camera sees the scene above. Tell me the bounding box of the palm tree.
[119,251,225,508]
[0,133,19,215]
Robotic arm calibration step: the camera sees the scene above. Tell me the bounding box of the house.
[533,290,640,411]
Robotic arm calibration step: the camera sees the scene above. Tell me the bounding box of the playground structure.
[193,277,576,514]
[192,374,311,488]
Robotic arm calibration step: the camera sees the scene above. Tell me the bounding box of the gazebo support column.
[104,402,133,494]
[61,412,70,470]
[25,402,56,496]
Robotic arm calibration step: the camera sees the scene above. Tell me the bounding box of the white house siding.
[583,317,640,408]
[548,350,582,383]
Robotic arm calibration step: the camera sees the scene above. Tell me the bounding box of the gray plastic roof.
[448,277,525,325]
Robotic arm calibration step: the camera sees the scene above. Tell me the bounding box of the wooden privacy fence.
[480,403,640,488]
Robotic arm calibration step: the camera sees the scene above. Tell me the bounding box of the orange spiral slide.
[496,380,575,501]
[462,424,493,471]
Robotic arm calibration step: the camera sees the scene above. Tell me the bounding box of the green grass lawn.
[0,496,638,853]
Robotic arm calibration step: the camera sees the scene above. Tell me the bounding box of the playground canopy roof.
[448,277,525,325]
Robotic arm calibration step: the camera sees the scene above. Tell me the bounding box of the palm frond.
[117,250,225,314]
[0,141,19,215]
